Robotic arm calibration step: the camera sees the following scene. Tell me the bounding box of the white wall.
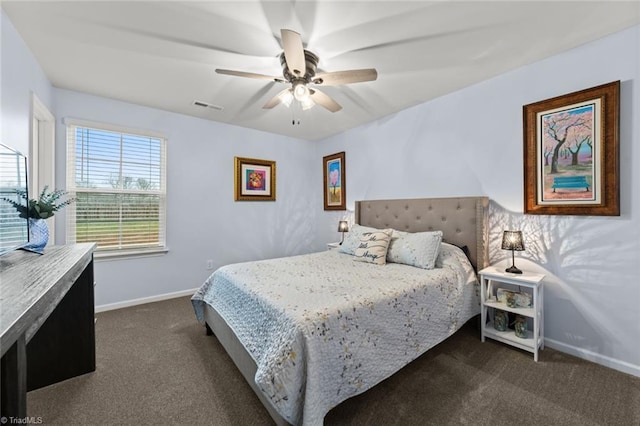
[3,7,638,376]
[53,89,318,307]
[1,10,53,155]
[2,8,319,308]
[316,25,640,376]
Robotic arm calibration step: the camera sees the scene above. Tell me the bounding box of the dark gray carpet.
[27,297,640,425]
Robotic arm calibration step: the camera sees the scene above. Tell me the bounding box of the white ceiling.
[3,1,639,141]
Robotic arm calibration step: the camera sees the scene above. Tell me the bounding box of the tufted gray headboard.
[355,196,489,270]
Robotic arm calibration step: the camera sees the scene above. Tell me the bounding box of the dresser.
[0,243,96,418]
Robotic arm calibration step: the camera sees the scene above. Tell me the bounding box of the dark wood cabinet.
[1,244,96,417]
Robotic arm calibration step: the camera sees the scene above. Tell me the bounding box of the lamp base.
[505,265,523,274]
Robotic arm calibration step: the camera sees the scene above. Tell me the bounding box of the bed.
[192,196,489,425]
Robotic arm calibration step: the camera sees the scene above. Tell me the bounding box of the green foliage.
[0,186,75,219]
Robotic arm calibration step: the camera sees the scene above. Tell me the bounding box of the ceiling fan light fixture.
[278,89,294,107]
[293,82,310,102]
[300,96,315,111]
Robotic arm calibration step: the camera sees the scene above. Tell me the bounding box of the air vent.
[192,100,224,111]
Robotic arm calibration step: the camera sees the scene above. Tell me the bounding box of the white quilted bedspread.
[191,245,480,425]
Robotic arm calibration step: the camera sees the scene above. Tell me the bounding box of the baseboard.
[545,337,640,378]
[95,288,199,313]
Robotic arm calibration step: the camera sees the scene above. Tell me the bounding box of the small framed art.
[523,81,620,216]
[234,156,276,201]
[323,151,346,210]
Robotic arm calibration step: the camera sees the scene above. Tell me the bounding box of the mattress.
[191,244,480,425]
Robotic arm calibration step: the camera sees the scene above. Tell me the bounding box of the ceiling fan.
[215,29,377,113]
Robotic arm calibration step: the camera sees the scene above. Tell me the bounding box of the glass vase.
[22,218,49,254]
[494,310,508,332]
[514,316,528,338]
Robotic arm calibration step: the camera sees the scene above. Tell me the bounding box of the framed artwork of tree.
[323,151,346,210]
[523,81,620,215]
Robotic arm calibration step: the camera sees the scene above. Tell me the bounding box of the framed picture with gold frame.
[323,151,346,210]
[234,156,276,201]
[523,81,619,216]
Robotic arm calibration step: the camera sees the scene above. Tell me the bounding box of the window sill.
[94,247,169,261]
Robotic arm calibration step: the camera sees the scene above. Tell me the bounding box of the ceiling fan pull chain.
[291,104,300,126]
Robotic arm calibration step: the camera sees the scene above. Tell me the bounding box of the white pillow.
[386,229,443,269]
[339,224,380,255]
[353,229,393,265]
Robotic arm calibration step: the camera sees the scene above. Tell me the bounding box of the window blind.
[65,119,167,253]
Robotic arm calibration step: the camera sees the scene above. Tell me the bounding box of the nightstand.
[479,266,545,361]
[327,242,341,250]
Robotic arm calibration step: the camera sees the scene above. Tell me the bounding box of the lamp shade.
[300,96,315,110]
[501,231,524,251]
[293,82,309,101]
[278,89,293,107]
[337,220,349,233]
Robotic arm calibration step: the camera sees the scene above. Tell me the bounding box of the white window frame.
[64,118,168,259]
[30,93,56,244]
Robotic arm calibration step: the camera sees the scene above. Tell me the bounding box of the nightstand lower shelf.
[484,322,543,354]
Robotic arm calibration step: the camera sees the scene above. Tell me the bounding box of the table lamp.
[502,230,525,274]
[338,220,349,245]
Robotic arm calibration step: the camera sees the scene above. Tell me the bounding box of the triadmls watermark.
[0,417,43,425]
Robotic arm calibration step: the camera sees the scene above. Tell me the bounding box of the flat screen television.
[0,143,29,256]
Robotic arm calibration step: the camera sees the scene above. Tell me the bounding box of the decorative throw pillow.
[353,229,393,265]
[339,224,380,255]
[386,229,443,269]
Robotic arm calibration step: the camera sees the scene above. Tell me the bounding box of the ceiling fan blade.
[281,29,306,77]
[309,89,342,113]
[263,94,282,109]
[312,69,378,86]
[216,69,284,83]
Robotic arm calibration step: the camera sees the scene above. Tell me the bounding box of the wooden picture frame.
[523,81,620,216]
[323,152,346,210]
[234,157,276,201]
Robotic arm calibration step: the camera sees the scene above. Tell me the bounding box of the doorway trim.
[30,93,56,243]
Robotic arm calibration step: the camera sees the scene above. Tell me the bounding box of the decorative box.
[496,288,532,308]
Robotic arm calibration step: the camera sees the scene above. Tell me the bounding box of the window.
[65,119,167,256]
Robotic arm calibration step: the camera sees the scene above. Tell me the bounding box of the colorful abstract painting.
[234,157,276,201]
[246,169,266,191]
